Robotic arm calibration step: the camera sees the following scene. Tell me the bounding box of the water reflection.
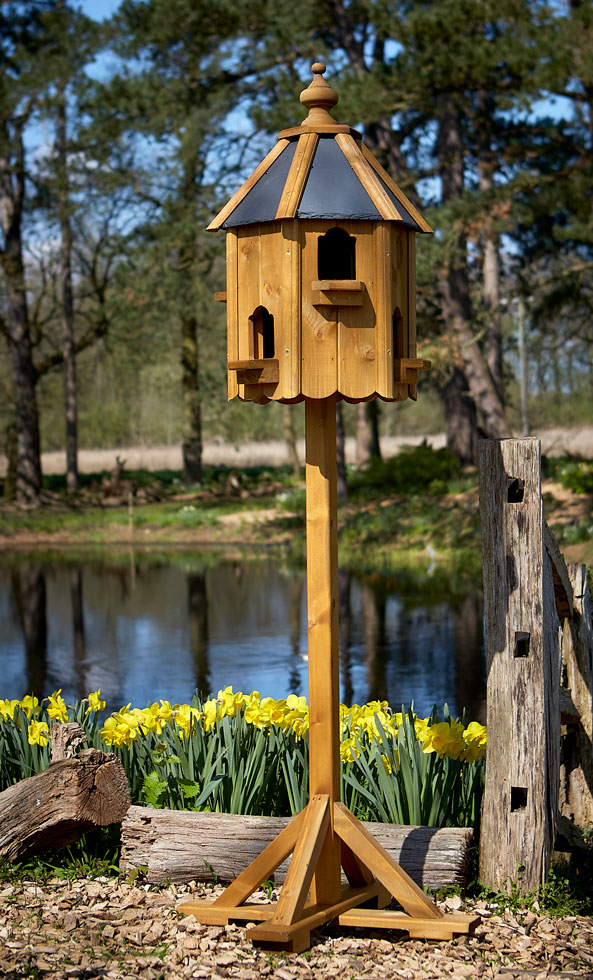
[0,553,486,720]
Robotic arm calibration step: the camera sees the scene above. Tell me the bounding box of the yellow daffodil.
[461,721,487,762]
[340,737,361,762]
[202,699,219,732]
[174,703,200,739]
[0,699,19,721]
[217,686,246,718]
[86,690,106,713]
[27,719,49,746]
[139,702,167,735]
[100,708,140,748]
[158,699,173,723]
[46,690,68,724]
[421,721,466,759]
[20,695,39,719]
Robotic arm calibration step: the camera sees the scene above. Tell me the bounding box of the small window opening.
[318,227,356,280]
[510,787,528,812]
[507,478,525,503]
[249,306,275,359]
[392,307,404,361]
[513,631,530,658]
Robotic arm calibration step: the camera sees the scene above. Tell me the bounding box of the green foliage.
[556,460,593,496]
[470,866,592,918]
[0,826,121,884]
[348,446,461,498]
[0,693,483,830]
[342,708,483,829]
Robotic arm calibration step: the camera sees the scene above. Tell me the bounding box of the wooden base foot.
[178,797,481,951]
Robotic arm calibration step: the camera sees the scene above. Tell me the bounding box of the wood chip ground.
[0,878,592,979]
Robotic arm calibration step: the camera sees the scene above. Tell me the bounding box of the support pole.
[179,398,479,950]
[305,396,341,905]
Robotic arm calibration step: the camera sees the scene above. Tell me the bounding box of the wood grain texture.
[544,520,574,619]
[120,806,474,889]
[275,133,318,220]
[338,908,480,939]
[334,135,401,221]
[478,438,561,893]
[335,223,377,400]
[373,223,393,399]
[212,808,306,910]
[0,750,130,861]
[333,803,442,920]
[301,225,337,398]
[559,562,593,830]
[305,398,341,905]
[226,231,239,400]
[272,795,329,925]
[280,220,302,398]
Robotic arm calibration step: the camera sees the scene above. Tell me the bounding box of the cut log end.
[0,749,130,862]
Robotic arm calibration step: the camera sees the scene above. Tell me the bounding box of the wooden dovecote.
[209,63,432,405]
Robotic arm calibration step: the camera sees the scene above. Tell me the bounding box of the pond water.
[0,551,486,720]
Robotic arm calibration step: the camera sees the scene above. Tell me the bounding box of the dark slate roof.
[217,135,423,231]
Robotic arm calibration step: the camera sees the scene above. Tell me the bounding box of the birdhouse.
[208,63,432,405]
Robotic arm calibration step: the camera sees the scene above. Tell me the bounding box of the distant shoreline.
[2,425,593,477]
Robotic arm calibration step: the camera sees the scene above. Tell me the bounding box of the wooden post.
[305,396,341,905]
[559,563,593,831]
[179,400,480,950]
[478,438,561,893]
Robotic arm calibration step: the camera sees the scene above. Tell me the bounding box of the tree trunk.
[283,404,300,476]
[57,83,78,493]
[120,805,474,891]
[366,401,381,459]
[477,94,504,404]
[355,403,372,466]
[444,367,478,465]
[0,749,130,861]
[0,119,42,505]
[336,401,347,500]
[4,422,17,500]
[438,99,507,441]
[181,312,202,483]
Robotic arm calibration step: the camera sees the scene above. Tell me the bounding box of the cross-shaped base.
[178,795,480,953]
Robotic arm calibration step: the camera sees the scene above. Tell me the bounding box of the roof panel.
[376,174,422,231]
[297,137,381,220]
[222,141,297,228]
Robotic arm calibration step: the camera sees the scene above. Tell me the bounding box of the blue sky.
[79,0,121,20]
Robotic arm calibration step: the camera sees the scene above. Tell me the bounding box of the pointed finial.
[300,62,339,126]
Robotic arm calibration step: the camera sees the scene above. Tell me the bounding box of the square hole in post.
[511,787,528,812]
[513,631,530,658]
[507,478,525,503]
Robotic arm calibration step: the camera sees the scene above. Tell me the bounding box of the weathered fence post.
[559,563,593,832]
[479,438,561,893]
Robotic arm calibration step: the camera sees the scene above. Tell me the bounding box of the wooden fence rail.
[478,437,593,893]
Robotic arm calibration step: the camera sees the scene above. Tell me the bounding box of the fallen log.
[120,806,473,890]
[0,748,130,861]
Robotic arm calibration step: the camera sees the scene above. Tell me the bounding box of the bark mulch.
[0,877,592,980]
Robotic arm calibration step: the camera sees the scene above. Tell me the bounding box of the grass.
[0,826,122,884]
[464,866,593,917]
[2,445,591,561]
